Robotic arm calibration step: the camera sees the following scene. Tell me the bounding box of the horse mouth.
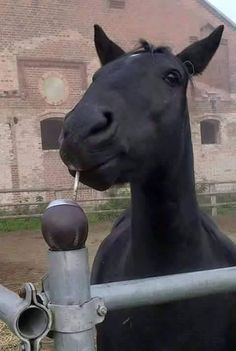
[68,155,117,173]
[67,155,119,191]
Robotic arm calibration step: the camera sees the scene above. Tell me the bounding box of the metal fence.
[0,181,236,219]
[0,199,236,351]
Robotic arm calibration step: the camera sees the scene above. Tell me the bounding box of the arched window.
[40,118,63,150]
[200,119,220,145]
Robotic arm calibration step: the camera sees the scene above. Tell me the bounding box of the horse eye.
[164,71,181,86]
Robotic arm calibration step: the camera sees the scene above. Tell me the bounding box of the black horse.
[60,24,236,351]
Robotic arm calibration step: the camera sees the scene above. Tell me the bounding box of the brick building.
[0,0,235,202]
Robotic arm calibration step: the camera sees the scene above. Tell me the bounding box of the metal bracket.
[16,283,52,351]
[49,297,106,333]
[42,273,107,333]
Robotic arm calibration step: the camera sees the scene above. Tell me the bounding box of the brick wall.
[0,0,235,202]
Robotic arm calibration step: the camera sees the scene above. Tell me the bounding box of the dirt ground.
[0,222,111,291]
[0,214,236,292]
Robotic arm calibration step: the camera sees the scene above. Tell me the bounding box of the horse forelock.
[130,40,171,56]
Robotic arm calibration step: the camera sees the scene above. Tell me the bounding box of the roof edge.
[198,0,236,30]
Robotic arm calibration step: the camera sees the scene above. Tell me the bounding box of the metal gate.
[1,199,236,351]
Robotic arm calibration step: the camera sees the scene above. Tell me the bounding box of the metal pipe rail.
[0,285,26,333]
[91,266,236,310]
[0,283,51,351]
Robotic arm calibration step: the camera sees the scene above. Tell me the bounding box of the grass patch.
[217,204,236,215]
[0,213,117,233]
[0,188,130,232]
[0,211,119,233]
[87,209,123,224]
[0,203,234,233]
[0,218,41,232]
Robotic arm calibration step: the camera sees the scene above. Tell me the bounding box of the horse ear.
[94,24,125,65]
[177,25,224,76]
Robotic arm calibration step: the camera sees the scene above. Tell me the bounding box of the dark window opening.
[40,118,63,150]
[200,119,220,145]
[109,0,125,9]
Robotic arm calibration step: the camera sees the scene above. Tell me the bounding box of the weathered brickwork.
[0,0,235,203]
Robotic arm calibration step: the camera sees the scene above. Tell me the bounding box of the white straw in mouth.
[73,171,80,201]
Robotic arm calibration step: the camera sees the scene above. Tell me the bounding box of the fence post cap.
[41,199,88,251]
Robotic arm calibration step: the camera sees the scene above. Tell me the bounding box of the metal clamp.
[16,283,52,351]
[49,297,106,333]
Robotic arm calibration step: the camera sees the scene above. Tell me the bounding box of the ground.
[1,215,236,292]
[0,221,111,292]
[0,214,236,350]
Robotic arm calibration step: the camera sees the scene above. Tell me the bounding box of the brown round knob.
[41,200,88,251]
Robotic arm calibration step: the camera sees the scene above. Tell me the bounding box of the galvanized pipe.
[0,284,49,340]
[0,284,24,333]
[48,249,96,351]
[91,266,236,310]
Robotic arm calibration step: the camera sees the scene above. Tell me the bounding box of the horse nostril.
[103,111,113,130]
[103,111,113,125]
[90,111,113,136]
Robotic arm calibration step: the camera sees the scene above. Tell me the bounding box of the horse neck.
[130,120,202,256]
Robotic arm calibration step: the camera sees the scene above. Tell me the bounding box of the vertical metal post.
[211,195,217,216]
[210,183,217,216]
[48,249,96,351]
[41,199,97,351]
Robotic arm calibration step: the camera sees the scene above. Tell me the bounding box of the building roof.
[198,0,236,30]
